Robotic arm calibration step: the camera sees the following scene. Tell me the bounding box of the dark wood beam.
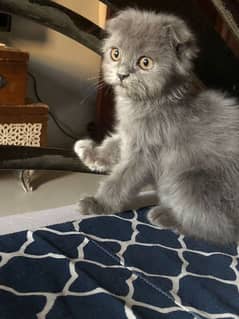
[0,0,103,54]
[0,146,104,173]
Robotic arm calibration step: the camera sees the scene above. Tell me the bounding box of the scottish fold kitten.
[74,8,239,244]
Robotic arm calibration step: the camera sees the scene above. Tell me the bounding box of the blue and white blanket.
[0,207,238,319]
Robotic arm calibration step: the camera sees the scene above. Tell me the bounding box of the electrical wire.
[28,71,79,141]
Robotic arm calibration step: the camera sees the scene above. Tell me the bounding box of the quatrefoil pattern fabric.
[0,207,238,319]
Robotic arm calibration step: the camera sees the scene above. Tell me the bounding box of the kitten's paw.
[74,139,108,173]
[88,158,110,173]
[74,139,95,161]
[147,207,177,229]
[78,196,111,216]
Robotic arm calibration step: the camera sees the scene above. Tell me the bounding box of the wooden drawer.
[0,103,48,146]
[0,46,29,105]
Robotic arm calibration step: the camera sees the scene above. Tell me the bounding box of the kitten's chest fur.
[116,95,182,139]
[115,94,191,172]
[115,96,160,150]
[115,95,182,170]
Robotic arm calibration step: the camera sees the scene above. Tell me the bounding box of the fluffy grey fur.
[74,8,239,244]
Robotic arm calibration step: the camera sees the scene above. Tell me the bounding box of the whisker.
[83,79,105,91]
[77,80,107,107]
[87,74,103,81]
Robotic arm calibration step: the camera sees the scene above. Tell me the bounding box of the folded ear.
[166,21,199,62]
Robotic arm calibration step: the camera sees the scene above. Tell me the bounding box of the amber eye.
[138,56,154,70]
[110,48,121,61]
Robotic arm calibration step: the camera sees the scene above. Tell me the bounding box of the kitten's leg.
[157,170,238,244]
[78,158,150,215]
[147,206,179,229]
[184,171,239,244]
[74,134,120,173]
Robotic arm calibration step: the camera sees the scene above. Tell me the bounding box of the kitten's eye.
[110,48,121,61]
[138,57,154,70]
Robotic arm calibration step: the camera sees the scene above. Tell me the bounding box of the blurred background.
[0,0,107,148]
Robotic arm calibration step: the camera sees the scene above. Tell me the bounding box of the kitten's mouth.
[117,81,127,89]
[112,79,128,90]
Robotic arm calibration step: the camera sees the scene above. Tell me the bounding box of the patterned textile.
[0,123,42,147]
[0,207,238,319]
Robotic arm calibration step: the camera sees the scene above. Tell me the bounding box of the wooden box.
[0,46,29,105]
[0,103,48,146]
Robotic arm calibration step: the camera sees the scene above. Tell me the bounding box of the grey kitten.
[74,8,239,244]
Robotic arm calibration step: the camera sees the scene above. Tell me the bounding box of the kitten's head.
[102,9,198,100]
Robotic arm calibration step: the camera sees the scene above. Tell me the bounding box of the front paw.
[74,139,108,173]
[78,196,111,216]
[147,207,177,229]
[74,139,95,163]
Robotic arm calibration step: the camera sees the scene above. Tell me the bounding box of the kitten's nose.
[117,73,129,81]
